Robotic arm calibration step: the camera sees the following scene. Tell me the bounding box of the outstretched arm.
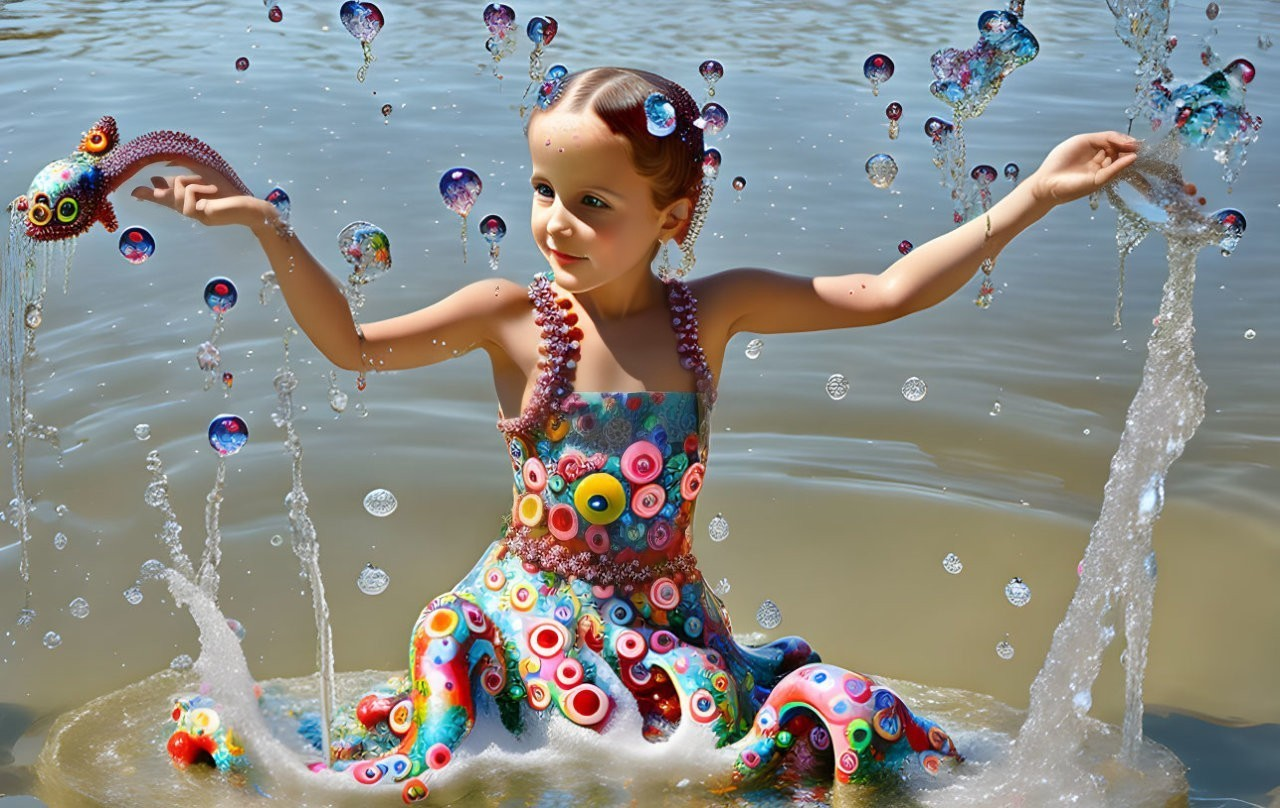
[697,131,1140,337]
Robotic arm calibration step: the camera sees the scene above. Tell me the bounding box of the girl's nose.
[546,199,574,236]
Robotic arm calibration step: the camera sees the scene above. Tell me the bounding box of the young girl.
[135,67,1138,799]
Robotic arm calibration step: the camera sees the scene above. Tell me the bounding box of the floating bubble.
[381,103,393,117]
[170,653,194,671]
[645,93,677,137]
[930,10,1039,120]
[825,373,850,401]
[700,59,724,96]
[526,15,557,46]
[53,532,68,550]
[55,504,69,517]
[712,577,731,596]
[203,277,238,313]
[270,533,284,547]
[756,599,782,629]
[68,597,90,619]
[971,165,998,184]
[731,176,746,193]
[196,341,221,372]
[924,117,955,141]
[1244,329,1256,340]
[134,423,151,441]
[1205,2,1219,20]
[901,376,927,402]
[1004,162,1020,182]
[863,53,894,94]
[1005,577,1032,607]
[480,214,507,272]
[24,303,41,329]
[140,559,167,579]
[329,388,348,413]
[1213,208,1246,255]
[268,5,283,22]
[702,148,721,179]
[885,102,903,121]
[43,631,62,649]
[123,586,144,605]
[208,414,249,456]
[700,103,728,136]
[708,513,730,543]
[744,338,763,359]
[483,3,515,34]
[942,552,963,574]
[363,487,398,517]
[118,226,155,264]
[440,167,482,261]
[996,639,1015,660]
[235,57,250,72]
[340,0,384,82]
[226,618,246,641]
[357,563,391,595]
[338,221,392,284]
[865,154,898,190]
[898,240,913,255]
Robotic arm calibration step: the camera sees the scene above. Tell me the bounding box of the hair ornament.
[644,92,678,137]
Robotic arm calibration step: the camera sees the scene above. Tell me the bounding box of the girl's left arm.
[697,131,1139,338]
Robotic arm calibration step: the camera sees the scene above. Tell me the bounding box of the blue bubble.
[208,414,249,456]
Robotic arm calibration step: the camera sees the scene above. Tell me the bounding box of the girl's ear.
[658,196,693,244]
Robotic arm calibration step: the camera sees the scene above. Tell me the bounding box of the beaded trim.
[503,526,700,589]
[496,273,580,436]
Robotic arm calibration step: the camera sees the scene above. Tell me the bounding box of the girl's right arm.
[131,171,529,374]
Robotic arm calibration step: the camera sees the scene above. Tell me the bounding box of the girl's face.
[527,107,689,295]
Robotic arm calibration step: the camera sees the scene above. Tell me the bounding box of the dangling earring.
[677,179,714,278]
[656,240,674,281]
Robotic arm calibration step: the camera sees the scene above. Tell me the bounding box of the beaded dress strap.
[496,274,580,436]
[665,278,716,408]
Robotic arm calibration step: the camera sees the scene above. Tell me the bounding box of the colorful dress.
[166,273,961,802]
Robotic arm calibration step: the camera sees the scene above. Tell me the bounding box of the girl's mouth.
[547,247,583,265]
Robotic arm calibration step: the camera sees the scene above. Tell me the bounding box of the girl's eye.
[582,195,608,209]
[533,183,554,198]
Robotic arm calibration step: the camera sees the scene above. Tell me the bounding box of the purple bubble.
[208,414,249,456]
[439,168,482,217]
[479,214,507,245]
[340,0,383,43]
[700,102,728,135]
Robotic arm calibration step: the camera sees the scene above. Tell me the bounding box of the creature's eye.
[32,193,50,207]
[79,129,111,154]
[55,197,79,223]
[28,203,51,227]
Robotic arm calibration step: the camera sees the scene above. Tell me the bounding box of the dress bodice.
[497,274,716,591]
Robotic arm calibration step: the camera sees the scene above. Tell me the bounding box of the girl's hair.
[534,67,705,211]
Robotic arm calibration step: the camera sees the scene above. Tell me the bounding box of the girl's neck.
[562,267,667,322]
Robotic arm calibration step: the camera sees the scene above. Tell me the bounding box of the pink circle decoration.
[620,440,663,484]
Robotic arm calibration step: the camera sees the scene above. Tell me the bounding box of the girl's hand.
[130,168,278,232]
[1028,131,1140,205]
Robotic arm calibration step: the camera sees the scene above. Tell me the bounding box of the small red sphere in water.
[268,5,283,22]
[1197,196,1207,206]
[898,240,913,255]
[1183,183,1197,196]
[235,57,249,72]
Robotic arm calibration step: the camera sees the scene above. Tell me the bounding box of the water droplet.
[381,103,393,117]
[901,376,927,402]
[357,563,391,595]
[996,639,1015,660]
[55,504,69,517]
[1004,162,1020,181]
[16,608,36,627]
[268,5,283,22]
[270,534,284,547]
[990,401,1002,416]
[196,341,221,371]
[329,389,349,413]
[68,597,89,619]
[134,423,151,441]
[123,586,144,605]
[118,227,155,264]
[42,631,62,649]
[942,552,963,574]
[731,176,746,192]
[744,338,763,360]
[1205,1,1219,20]
[235,56,250,72]
[203,277,238,313]
[170,653,194,671]
[226,618,246,640]
[824,374,850,401]
[140,559,167,579]
[1243,328,1256,340]
[363,488,398,517]
[1004,577,1031,607]
[713,577,731,596]
[864,154,898,189]
[756,599,782,629]
[24,303,42,329]
[53,532,68,550]
[708,513,730,543]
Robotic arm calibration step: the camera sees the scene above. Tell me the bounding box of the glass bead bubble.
[381,103,392,117]
[208,414,249,456]
[203,277,238,313]
[702,148,721,179]
[363,487,398,517]
[699,59,724,84]
[226,618,246,640]
[901,376,928,402]
[118,227,155,264]
[68,597,90,619]
[123,586,144,605]
[43,631,62,649]
[235,57,249,72]
[756,599,783,629]
[863,53,895,85]
[898,240,913,255]
[700,103,728,136]
[1005,577,1032,607]
[480,214,507,245]
[196,340,221,371]
[358,563,391,595]
[338,221,392,284]
[1206,2,1219,19]
[134,423,151,441]
[1213,209,1246,255]
[526,15,557,46]
[732,176,746,192]
[23,303,41,329]
[644,93,677,137]
[140,559,167,579]
[744,338,763,359]
[268,5,282,22]
[270,534,284,547]
[329,388,348,413]
[942,552,963,574]
[339,0,384,44]
[924,117,954,141]
[53,532,68,550]
[708,513,730,543]
[1244,329,1256,340]
[1004,162,1020,181]
[885,101,903,121]
[865,154,898,190]
[996,639,1015,660]
[483,3,515,34]
[170,653,194,671]
[971,164,998,185]
[544,64,568,82]
[825,373,850,401]
[439,168,482,217]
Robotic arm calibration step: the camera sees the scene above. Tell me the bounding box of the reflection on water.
[1,0,1278,805]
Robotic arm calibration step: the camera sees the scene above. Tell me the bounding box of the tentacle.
[100,130,254,196]
[519,618,613,728]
